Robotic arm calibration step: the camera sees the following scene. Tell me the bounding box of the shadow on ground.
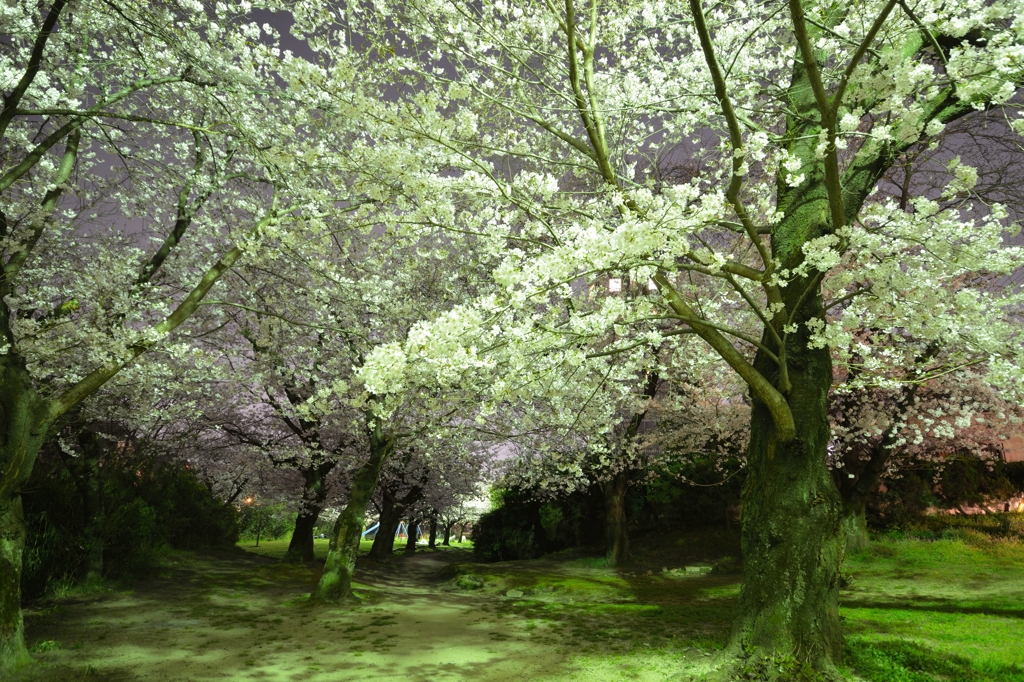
[14,543,726,682]
[16,532,1024,681]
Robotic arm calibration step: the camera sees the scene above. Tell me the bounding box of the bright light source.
[245,497,254,504]
[608,278,622,292]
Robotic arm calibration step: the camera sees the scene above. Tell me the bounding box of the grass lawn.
[840,533,1024,681]
[14,523,1024,681]
[236,537,475,560]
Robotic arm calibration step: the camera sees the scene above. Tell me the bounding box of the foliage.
[476,455,744,563]
[637,455,746,531]
[20,460,85,600]
[473,487,603,562]
[866,456,1022,528]
[236,503,295,542]
[21,449,238,597]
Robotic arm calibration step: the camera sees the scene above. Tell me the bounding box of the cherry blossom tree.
[0,0,380,667]
[346,0,1024,674]
[832,363,1023,549]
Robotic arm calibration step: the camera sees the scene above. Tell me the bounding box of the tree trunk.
[284,462,333,563]
[310,418,392,602]
[285,504,322,563]
[428,516,437,549]
[841,500,870,553]
[442,521,453,546]
[404,518,419,553]
[70,430,104,582]
[0,355,51,673]
[0,496,31,673]
[727,320,844,676]
[602,471,630,567]
[369,501,401,561]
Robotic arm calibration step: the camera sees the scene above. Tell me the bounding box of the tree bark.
[368,499,401,561]
[0,355,51,673]
[284,461,334,563]
[68,429,104,582]
[310,417,392,602]
[727,299,844,677]
[841,500,870,553]
[602,471,630,567]
[404,518,419,553]
[442,521,453,546]
[285,504,322,564]
[428,516,437,549]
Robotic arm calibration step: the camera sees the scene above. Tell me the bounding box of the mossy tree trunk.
[0,354,51,673]
[730,312,845,674]
[840,503,870,553]
[310,417,393,602]
[369,496,400,561]
[602,472,630,567]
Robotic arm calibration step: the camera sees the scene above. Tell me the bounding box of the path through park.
[13,546,706,682]
[14,535,1024,682]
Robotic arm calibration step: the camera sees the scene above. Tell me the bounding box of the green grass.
[19,524,1024,681]
[235,537,475,560]
[840,534,1024,681]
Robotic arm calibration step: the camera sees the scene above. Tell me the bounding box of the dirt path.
[13,548,703,682]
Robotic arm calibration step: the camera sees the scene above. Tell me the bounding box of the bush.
[237,503,294,541]
[473,487,603,562]
[866,456,1019,529]
[102,497,162,579]
[21,442,239,598]
[638,455,746,530]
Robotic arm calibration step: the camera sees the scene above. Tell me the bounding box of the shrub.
[237,503,294,541]
[473,486,605,562]
[21,441,239,599]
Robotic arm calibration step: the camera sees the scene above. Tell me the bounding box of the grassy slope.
[840,534,1024,681]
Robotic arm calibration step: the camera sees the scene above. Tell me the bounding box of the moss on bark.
[310,419,392,602]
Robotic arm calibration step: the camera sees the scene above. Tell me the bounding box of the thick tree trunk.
[369,502,401,561]
[285,504,322,564]
[428,516,437,549]
[284,461,333,563]
[602,472,630,567]
[310,420,391,602]
[841,503,870,553]
[0,356,51,673]
[404,518,419,553]
[727,324,844,677]
[0,496,31,673]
